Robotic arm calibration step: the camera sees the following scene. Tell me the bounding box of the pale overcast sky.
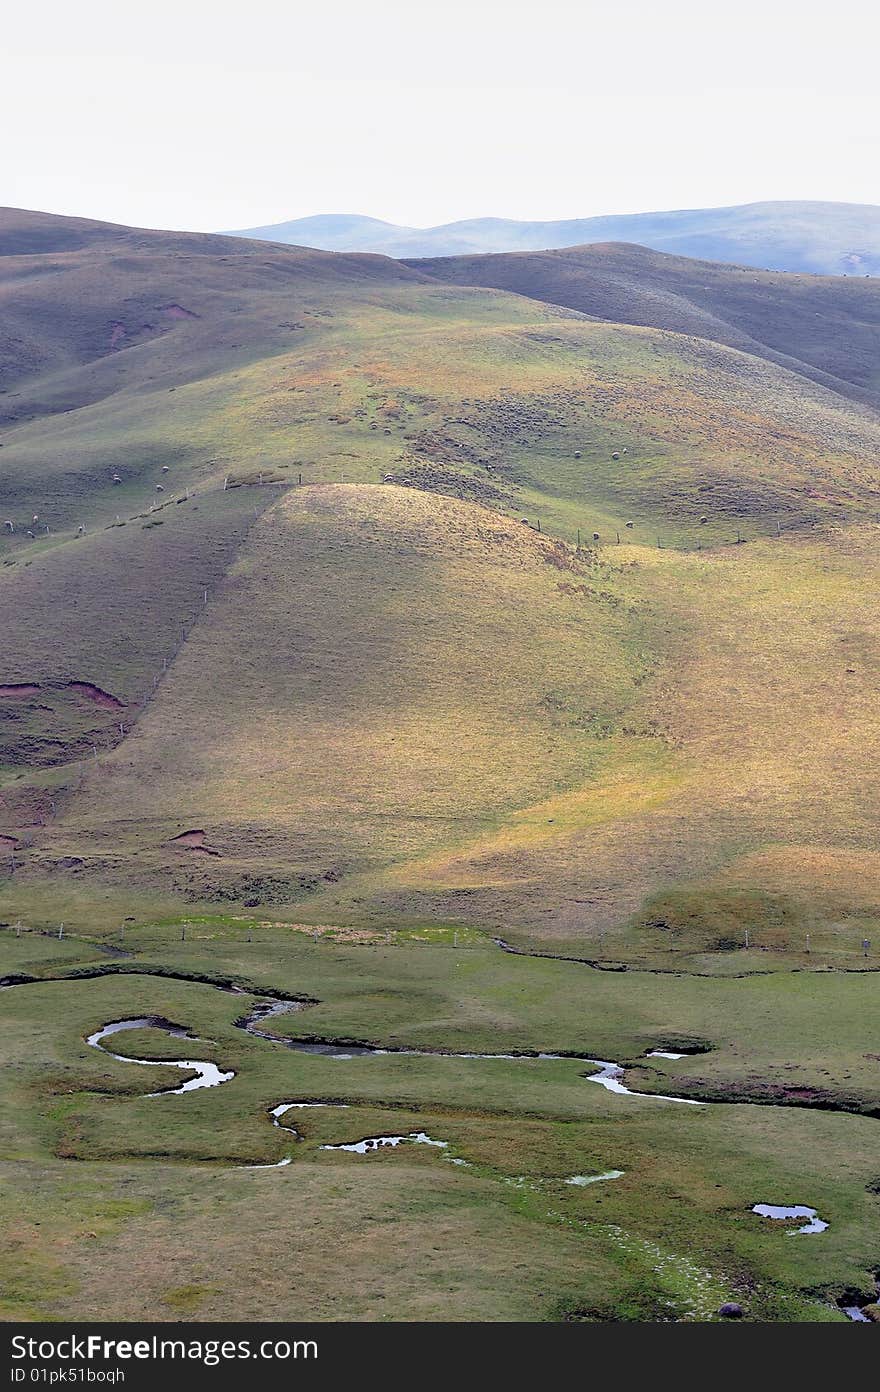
[2,0,877,232]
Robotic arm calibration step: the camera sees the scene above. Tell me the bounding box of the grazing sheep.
[611,451,620,460]
[162,466,170,473]
[625,520,634,528]
[112,473,122,483]
[4,521,13,532]
[699,515,709,525]
[156,484,165,492]
[593,531,600,541]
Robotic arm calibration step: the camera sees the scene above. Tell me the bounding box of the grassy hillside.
[28,484,649,901]
[5,209,880,554]
[5,210,880,1325]
[0,487,263,771]
[3,206,880,963]
[233,200,880,275]
[24,500,880,967]
[356,522,880,961]
[0,208,425,532]
[410,242,880,407]
[5,206,880,952]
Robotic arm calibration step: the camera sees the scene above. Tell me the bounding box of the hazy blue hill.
[232,201,880,275]
[225,212,408,252]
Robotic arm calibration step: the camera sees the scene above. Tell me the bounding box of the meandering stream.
[6,964,867,1318]
[86,1017,234,1093]
[78,984,708,1174]
[84,989,707,1103]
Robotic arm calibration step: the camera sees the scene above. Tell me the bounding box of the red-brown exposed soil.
[170,829,207,847]
[66,681,125,710]
[0,684,41,698]
[161,303,199,320]
[169,829,221,857]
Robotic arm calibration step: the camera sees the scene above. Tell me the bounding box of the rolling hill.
[408,241,880,408]
[3,206,880,964]
[231,201,880,275]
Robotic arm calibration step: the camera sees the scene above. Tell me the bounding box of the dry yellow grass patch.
[58,485,643,880]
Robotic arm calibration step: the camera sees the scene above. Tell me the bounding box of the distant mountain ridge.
[229,201,880,276]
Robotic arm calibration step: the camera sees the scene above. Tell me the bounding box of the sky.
[2,0,878,232]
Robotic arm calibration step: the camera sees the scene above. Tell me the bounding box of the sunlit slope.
[5,213,880,953]
[35,484,651,901]
[411,242,880,407]
[356,524,880,954]
[4,209,880,566]
[24,491,880,958]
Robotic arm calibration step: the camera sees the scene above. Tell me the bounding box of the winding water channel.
[82,987,708,1103]
[86,1017,234,1093]
[6,964,874,1320]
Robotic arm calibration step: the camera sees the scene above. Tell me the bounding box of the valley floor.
[2,919,878,1322]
